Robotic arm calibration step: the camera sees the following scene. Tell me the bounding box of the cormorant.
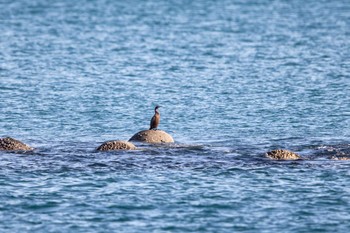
[149,105,160,130]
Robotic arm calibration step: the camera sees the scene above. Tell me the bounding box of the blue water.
[1,0,350,232]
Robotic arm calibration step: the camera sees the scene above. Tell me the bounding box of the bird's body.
[150,106,160,130]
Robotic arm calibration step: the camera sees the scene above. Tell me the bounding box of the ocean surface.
[1,0,350,232]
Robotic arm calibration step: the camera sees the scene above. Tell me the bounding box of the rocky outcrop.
[97,140,136,151]
[266,149,300,160]
[129,130,174,144]
[0,137,33,151]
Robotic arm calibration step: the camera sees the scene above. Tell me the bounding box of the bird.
[149,105,161,130]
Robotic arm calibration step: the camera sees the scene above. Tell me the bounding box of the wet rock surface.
[0,137,33,151]
[266,149,301,160]
[129,130,174,144]
[97,140,136,151]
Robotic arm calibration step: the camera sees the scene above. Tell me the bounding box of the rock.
[97,140,136,151]
[129,130,174,144]
[0,137,33,151]
[266,149,300,160]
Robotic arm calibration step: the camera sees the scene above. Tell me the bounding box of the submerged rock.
[97,140,136,151]
[129,130,174,144]
[0,137,33,151]
[266,149,300,160]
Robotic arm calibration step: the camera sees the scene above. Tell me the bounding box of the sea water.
[0,0,350,232]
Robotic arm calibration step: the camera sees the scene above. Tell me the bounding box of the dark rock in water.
[97,140,136,151]
[0,137,33,151]
[129,130,174,143]
[312,144,350,160]
[266,149,300,160]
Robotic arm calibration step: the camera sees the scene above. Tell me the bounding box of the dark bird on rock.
[150,105,160,130]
